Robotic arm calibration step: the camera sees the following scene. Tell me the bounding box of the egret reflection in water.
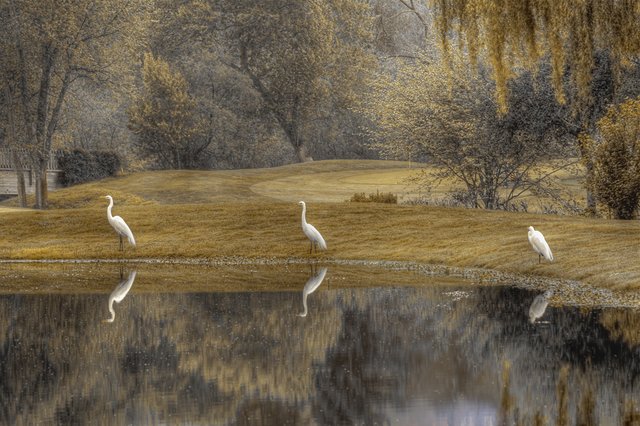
[104,270,137,323]
[298,267,328,317]
[528,290,553,323]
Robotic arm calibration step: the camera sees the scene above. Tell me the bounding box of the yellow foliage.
[600,310,640,348]
[431,0,640,110]
[584,98,640,219]
[128,53,206,168]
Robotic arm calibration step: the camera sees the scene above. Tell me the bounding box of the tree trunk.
[584,160,597,215]
[34,169,42,209]
[295,144,313,163]
[34,58,68,209]
[3,84,27,208]
[33,158,48,209]
[39,167,48,209]
[578,136,597,216]
[11,150,27,208]
[238,52,313,164]
[33,168,42,209]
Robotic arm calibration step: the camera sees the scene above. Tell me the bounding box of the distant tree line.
[1,0,640,216]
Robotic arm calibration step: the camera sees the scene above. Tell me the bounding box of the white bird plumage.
[105,195,136,251]
[104,270,137,323]
[298,267,328,317]
[528,226,553,263]
[528,290,553,324]
[298,201,327,253]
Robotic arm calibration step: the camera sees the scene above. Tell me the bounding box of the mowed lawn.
[0,159,638,289]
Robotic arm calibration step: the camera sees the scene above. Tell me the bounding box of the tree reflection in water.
[0,268,638,424]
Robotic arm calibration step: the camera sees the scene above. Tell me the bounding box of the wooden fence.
[0,148,61,171]
[0,149,63,196]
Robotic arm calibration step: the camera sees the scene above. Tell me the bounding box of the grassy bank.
[0,160,638,289]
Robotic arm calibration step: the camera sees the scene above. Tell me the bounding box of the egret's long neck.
[299,293,308,317]
[107,198,114,220]
[107,298,115,322]
[300,204,307,225]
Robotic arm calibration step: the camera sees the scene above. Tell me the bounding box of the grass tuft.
[350,190,398,204]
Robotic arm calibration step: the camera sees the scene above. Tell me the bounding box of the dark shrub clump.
[57,149,121,186]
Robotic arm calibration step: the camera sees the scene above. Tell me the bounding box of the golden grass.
[0,159,637,290]
[0,262,465,294]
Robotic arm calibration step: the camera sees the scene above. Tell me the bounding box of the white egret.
[104,270,137,323]
[298,201,327,254]
[105,195,136,251]
[528,290,553,324]
[527,226,553,263]
[298,267,328,317]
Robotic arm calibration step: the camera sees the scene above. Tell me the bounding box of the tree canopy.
[0,0,150,207]
[1,0,639,215]
[129,53,209,169]
[430,0,640,112]
[210,0,376,162]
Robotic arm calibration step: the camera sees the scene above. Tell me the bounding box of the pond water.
[0,264,639,425]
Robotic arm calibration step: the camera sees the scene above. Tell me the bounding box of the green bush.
[350,190,397,204]
[57,149,121,186]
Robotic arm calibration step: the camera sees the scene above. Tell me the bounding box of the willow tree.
[210,0,375,162]
[427,0,640,112]
[0,0,149,208]
[413,0,640,213]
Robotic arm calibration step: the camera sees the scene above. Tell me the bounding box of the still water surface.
[0,264,639,425]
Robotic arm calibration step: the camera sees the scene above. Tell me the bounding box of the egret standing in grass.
[528,226,553,263]
[298,201,327,254]
[105,195,136,251]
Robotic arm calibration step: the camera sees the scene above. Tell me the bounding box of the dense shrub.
[350,190,397,204]
[582,98,640,219]
[94,151,121,177]
[57,149,121,186]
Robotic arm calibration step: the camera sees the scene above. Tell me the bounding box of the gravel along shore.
[0,256,636,308]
